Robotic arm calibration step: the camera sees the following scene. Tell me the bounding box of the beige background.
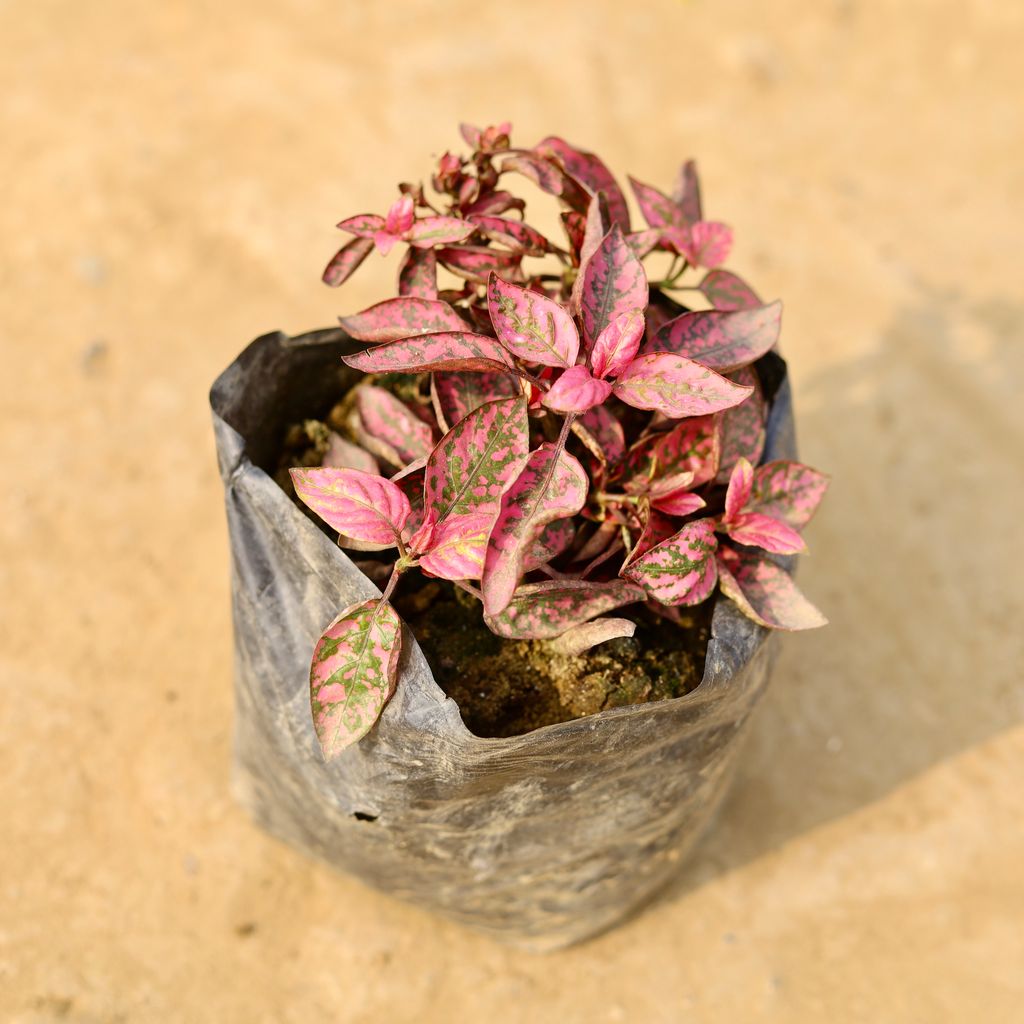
[3,1,1023,1021]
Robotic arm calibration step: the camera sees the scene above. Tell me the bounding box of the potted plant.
[210,122,828,950]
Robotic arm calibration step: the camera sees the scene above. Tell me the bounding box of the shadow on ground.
[656,288,1024,902]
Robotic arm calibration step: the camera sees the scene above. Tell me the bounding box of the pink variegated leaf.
[336,213,385,238]
[484,579,643,640]
[547,617,637,655]
[591,308,645,379]
[699,269,762,311]
[621,416,719,490]
[628,175,684,230]
[612,353,753,417]
[417,513,491,581]
[322,237,374,287]
[406,216,475,248]
[523,518,576,572]
[384,195,415,235]
[467,215,550,255]
[722,512,806,555]
[354,386,435,466]
[482,445,589,615]
[322,433,379,475]
[623,518,719,606]
[422,396,529,528]
[576,404,626,462]
[535,137,631,230]
[339,297,467,342]
[397,246,438,299]
[623,503,679,568]
[463,190,525,217]
[750,461,830,529]
[672,160,703,224]
[459,122,482,148]
[542,365,613,413]
[717,547,827,630]
[561,210,587,255]
[671,221,733,269]
[645,302,782,372]
[343,332,515,375]
[430,370,518,433]
[487,274,579,368]
[651,489,706,518]
[724,456,754,521]
[715,367,766,484]
[289,467,410,545]
[393,464,425,541]
[580,225,649,345]
[626,229,661,258]
[500,153,589,211]
[309,598,401,760]
[569,192,611,313]
[437,245,522,282]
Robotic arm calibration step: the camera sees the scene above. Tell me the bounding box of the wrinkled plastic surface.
[210,327,798,951]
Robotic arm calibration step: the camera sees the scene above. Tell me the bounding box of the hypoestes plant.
[295,123,829,759]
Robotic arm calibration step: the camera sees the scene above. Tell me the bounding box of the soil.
[278,411,713,738]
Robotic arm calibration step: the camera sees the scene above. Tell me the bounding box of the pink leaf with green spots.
[487,274,579,368]
[437,245,523,282]
[417,513,491,581]
[612,353,753,417]
[535,137,631,230]
[622,416,720,490]
[715,367,766,484]
[542,365,613,413]
[406,216,475,248]
[628,175,683,230]
[750,461,830,529]
[322,433,379,475]
[724,456,754,520]
[523,518,576,572]
[580,225,649,344]
[547,617,637,655]
[289,467,410,546]
[336,213,385,238]
[339,297,467,342]
[467,215,550,255]
[716,547,827,630]
[626,229,661,258]
[484,579,643,639]
[323,237,374,287]
[482,445,589,615]
[398,246,438,299]
[430,370,518,432]
[422,396,529,528]
[673,159,703,224]
[623,503,679,568]
[591,308,645,379]
[309,598,402,760]
[622,518,719,606]
[354,386,435,466]
[343,332,515,375]
[570,192,611,313]
[699,269,762,311]
[645,302,782,372]
[722,512,806,555]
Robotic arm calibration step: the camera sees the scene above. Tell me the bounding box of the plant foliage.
[298,123,829,757]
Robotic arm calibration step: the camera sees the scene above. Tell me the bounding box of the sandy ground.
[2,1,1023,1021]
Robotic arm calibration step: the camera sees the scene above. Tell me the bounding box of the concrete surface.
[2,1,1022,1021]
